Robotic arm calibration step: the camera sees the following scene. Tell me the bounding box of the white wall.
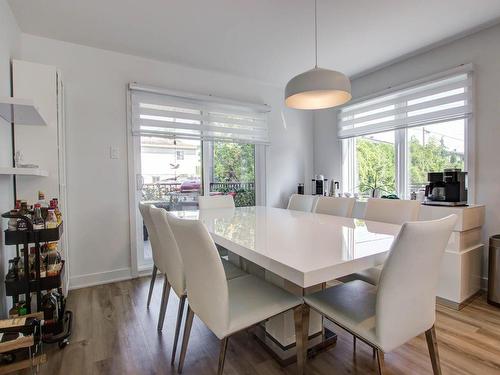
[18,34,314,288]
[0,0,20,316]
[314,23,500,279]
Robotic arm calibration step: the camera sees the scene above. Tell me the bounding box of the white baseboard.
[69,267,133,290]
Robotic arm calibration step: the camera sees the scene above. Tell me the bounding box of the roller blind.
[130,84,271,144]
[337,71,473,139]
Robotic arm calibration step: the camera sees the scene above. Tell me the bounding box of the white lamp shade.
[285,67,352,110]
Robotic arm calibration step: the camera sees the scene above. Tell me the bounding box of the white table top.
[171,206,401,288]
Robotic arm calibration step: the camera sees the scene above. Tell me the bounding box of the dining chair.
[198,194,235,209]
[300,215,457,375]
[149,206,247,365]
[313,196,356,217]
[138,203,163,310]
[287,194,317,212]
[166,212,304,375]
[198,194,236,258]
[364,198,421,225]
[351,198,422,285]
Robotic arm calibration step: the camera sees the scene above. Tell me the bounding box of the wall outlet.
[110,146,120,159]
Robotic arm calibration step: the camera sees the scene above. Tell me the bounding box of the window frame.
[127,86,268,276]
[340,65,475,202]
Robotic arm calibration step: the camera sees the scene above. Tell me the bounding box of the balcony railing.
[209,182,255,207]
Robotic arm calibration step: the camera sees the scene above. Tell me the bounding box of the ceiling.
[8,0,500,85]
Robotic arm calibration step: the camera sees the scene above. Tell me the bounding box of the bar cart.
[1,211,72,350]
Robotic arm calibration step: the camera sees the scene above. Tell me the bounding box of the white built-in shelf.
[0,97,47,126]
[0,167,48,177]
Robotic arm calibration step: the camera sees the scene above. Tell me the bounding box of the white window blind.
[337,70,473,139]
[129,84,271,144]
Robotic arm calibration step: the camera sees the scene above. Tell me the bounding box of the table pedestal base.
[252,324,337,366]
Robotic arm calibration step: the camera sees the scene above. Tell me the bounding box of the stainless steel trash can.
[487,235,500,306]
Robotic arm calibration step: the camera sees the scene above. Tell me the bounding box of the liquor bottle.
[51,198,62,223]
[41,291,59,322]
[37,191,49,208]
[45,209,58,229]
[32,203,45,230]
[17,257,25,279]
[28,247,39,279]
[7,210,18,231]
[17,201,29,231]
[6,258,18,281]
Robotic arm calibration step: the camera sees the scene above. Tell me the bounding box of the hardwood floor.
[35,276,500,375]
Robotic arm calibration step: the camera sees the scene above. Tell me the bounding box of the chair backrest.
[313,196,356,217]
[364,198,420,225]
[166,213,229,336]
[198,195,235,210]
[375,214,456,352]
[138,203,160,267]
[149,207,186,297]
[287,194,316,212]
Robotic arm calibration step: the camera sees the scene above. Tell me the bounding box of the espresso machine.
[312,175,329,196]
[424,169,468,206]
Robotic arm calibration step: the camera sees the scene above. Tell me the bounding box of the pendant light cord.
[314,0,318,68]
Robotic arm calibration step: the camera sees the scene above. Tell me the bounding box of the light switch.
[110,146,120,159]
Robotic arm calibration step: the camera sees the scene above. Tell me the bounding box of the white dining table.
[171,206,401,364]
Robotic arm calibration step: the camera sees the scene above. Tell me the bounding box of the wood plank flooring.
[33,276,500,375]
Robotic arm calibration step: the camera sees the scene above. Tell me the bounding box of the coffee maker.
[424,169,468,206]
[312,175,329,196]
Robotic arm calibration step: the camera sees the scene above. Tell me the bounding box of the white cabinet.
[12,59,69,294]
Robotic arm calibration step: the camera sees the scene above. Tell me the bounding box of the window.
[339,67,472,199]
[356,131,396,196]
[407,120,465,195]
[207,142,256,207]
[129,84,269,269]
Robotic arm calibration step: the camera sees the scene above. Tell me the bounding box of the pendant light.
[285,0,351,110]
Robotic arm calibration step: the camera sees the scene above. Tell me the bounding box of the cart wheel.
[58,339,69,349]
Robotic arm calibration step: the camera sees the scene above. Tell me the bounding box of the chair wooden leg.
[171,294,187,366]
[217,337,229,375]
[157,277,171,332]
[294,305,310,375]
[146,265,158,308]
[376,349,385,375]
[178,306,195,374]
[373,347,376,359]
[425,325,442,375]
[353,336,356,352]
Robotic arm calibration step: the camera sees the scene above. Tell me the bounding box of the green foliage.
[409,136,463,187]
[356,134,464,196]
[212,142,256,206]
[213,143,255,183]
[357,138,396,195]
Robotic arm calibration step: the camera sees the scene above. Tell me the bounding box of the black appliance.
[312,175,328,196]
[424,169,468,206]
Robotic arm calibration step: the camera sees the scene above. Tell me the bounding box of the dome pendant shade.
[285,67,352,110]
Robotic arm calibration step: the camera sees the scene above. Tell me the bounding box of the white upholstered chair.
[198,194,236,258]
[148,206,247,365]
[313,196,356,217]
[364,198,421,225]
[351,198,422,285]
[138,203,163,310]
[301,215,456,375]
[198,194,235,210]
[287,194,317,212]
[166,213,304,375]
